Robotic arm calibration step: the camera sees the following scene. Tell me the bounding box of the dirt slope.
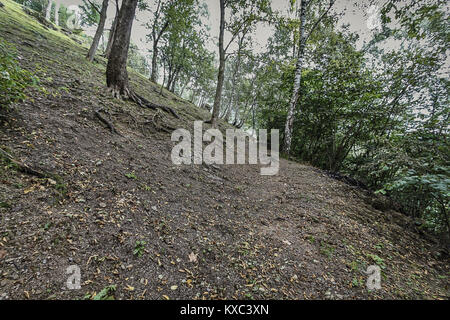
[0,0,448,300]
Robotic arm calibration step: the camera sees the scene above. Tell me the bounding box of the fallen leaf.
[23,186,35,194]
[188,252,198,263]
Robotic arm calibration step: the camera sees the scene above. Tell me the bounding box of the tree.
[86,0,109,62]
[282,0,336,156]
[146,0,173,82]
[106,0,178,117]
[222,31,248,123]
[45,0,51,20]
[80,0,101,26]
[157,0,208,93]
[208,0,271,127]
[104,0,119,58]
[54,2,59,26]
[106,0,137,98]
[208,0,225,128]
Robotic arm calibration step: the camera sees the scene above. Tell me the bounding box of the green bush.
[0,40,38,109]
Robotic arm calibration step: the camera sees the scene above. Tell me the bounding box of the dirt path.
[1,119,448,300]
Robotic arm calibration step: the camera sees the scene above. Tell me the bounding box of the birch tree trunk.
[87,0,109,62]
[283,0,307,156]
[54,3,60,26]
[45,0,52,21]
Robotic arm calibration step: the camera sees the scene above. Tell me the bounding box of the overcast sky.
[74,0,383,60]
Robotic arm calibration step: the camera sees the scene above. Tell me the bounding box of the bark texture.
[209,0,225,128]
[106,0,138,98]
[104,0,119,59]
[150,0,170,82]
[105,0,179,118]
[283,0,336,155]
[45,0,52,20]
[87,0,109,62]
[54,3,59,26]
[283,0,307,156]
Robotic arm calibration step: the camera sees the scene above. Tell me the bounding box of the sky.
[73,0,383,62]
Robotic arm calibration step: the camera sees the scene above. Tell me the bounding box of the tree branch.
[304,0,336,44]
[85,0,102,15]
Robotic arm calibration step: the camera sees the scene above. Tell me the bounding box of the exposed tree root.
[141,110,176,134]
[94,108,121,135]
[108,86,179,119]
[0,148,50,178]
[132,92,180,119]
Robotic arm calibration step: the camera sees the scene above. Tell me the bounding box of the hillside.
[0,0,448,300]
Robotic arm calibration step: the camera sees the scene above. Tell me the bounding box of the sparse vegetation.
[133,240,147,257]
[0,40,38,109]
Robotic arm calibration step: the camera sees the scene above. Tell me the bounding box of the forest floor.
[0,0,448,300]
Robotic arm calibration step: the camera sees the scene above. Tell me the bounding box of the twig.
[0,148,49,178]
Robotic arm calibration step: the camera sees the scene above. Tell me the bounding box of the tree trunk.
[149,0,163,82]
[45,0,52,20]
[149,0,170,83]
[209,0,225,128]
[106,0,138,98]
[225,32,246,123]
[180,82,188,97]
[87,0,109,62]
[283,0,307,156]
[54,3,60,26]
[104,0,119,59]
[159,60,166,95]
[150,41,159,82]
[169,68,180,93]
